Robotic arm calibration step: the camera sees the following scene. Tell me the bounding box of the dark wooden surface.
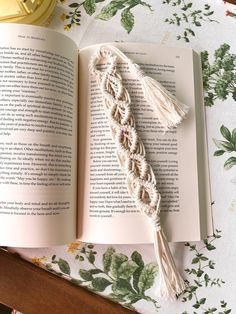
[225,0,236,4]
[0,249,133,314]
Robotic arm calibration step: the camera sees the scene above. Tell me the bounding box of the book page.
[0,24,78,247]
[78,43,212,243]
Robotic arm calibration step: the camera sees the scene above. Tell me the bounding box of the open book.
[0,24,213,247]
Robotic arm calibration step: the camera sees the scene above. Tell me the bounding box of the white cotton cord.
[139,76,189,130]
[89,45,187,301]
[94,45,189,130]
[152,221,187,300]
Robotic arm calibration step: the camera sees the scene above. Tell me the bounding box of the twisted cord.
[89,47,161,225]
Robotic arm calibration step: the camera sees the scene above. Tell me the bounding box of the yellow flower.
[64,24,71,31]
[67,241,82,253]
[60,13,67,21]
[31,256,47,266]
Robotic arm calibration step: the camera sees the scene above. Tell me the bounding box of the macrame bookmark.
[89,45,188,300]
[90,45,188,130]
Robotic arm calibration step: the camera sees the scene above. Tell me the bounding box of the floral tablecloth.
[11,0,236,313]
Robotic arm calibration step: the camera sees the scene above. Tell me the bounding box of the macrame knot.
[89,46,117,78]
[151,216,161,231]
[99,46,113,59]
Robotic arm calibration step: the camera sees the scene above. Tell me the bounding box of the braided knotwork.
[89,47,161,229]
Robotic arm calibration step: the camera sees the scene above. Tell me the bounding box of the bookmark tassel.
[152,217,186,300]
[100,45,189,130]
[89,45,187,300]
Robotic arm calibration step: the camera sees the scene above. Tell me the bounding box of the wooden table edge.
[0,249,133,314]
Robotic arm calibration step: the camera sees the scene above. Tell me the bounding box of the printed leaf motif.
[138,263,158,293]
[110,253,128,278]
[204,240,216,251]
[70,278,83,285]
[121,9,134,33]
[117,260,138,279]
[103,247,115,273]
[109,293,126,303]
[60,0,152,33]
[224,157,236,170]
[89,269,103,275]
[220,125,231,142]
[48,245,160,310]
[124,294,142,304]
[200,256,209,261]
[163,0,217,42]
[193,302,200,309]
[58,258,71,275]
[196,269,204,277]
[131,251,145,293]
[88,250,95,264]
[201,44,236,106]
[112,278,134,295]
[83,0,96,15]
[69,2,79,8]
[97,0,126,21]
[232,129,236,147]
[213,139,234,152]
[91,277,112,291]
[192,257,200,264]
[213,125,236,176]
[182,2,192,10]
[182,231,231,313]
[131,251,144,267]
[214,150,225,156]
[141,1,152,10]
[61,2,81,30]
[79,269,93,281]
[233,89,236,101]
[199,298,206,305]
